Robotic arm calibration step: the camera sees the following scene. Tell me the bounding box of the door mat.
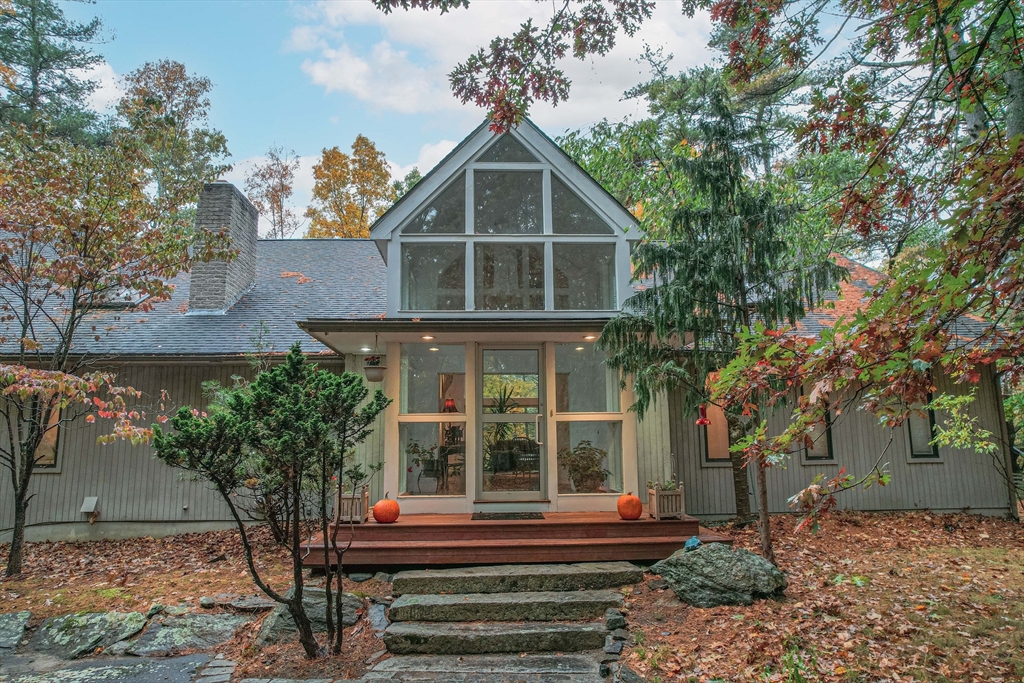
[471,512,545,521]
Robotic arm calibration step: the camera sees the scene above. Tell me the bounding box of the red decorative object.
[696,404,711,426]
[372,492,401,524]
[443,398,457,412]
[617,492,643,520]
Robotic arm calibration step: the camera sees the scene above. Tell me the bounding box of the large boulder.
[255,587,362,646]
[0,611,31,651]
[126,614,252,656]
[651,542,786,607]
[29,612,146,659]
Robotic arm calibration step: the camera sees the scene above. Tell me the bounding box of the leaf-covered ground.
[0,526,390,680]
[1,511,1021,682]
[627,511,1024,683]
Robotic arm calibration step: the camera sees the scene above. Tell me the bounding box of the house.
[1,120,1016,556]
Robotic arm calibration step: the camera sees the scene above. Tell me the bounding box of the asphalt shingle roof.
[1,239,386,358]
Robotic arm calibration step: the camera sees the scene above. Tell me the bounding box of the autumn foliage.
[305,135,395,239]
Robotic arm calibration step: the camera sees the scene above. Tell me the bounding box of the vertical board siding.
[1,357,359,535]
[669,368,1013,517]
[346,354,387,506]
[635,392,673,493]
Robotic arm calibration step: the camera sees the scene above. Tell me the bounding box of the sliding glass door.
[478,347,546,501]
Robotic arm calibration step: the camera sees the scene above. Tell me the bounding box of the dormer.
[370,120,641,319]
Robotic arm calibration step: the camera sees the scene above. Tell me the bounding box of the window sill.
[700,459,733,469]
[800,459,839,467]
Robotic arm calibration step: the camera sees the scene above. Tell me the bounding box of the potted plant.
[363,355,386,383]
[406,440,439,494]
[647,477,685,521]
[558,440,610,493]
[335,484,370,524]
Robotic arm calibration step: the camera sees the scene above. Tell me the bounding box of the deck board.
[305,510,730,570]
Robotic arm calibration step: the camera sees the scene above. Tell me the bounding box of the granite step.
[382,621,608,655]
[391,561,643,595]
[389,589,622,623]
[357,652,607,681]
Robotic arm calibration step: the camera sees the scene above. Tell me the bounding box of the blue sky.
[70,0,714,231]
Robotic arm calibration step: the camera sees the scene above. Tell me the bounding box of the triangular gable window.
[402,172,466,234]
[477,134,540,163]
[552,175,614,234]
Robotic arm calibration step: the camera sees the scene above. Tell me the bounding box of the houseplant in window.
[406,440,439,494]
[559,440,609,493]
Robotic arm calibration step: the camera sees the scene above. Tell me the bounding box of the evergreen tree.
[0,0,104,141]
[599,75,843,561]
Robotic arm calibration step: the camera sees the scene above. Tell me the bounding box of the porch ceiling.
[297,318,611,355]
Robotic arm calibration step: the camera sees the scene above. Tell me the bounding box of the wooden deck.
[303,510,731,571]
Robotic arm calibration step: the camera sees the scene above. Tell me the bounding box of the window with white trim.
[396,133,623,313]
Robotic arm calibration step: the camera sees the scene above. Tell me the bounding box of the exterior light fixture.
[575,346,585,351]
[359,346,372,353]
[422,335,435,340]
[584,335,597,341]
[429,347,440,352]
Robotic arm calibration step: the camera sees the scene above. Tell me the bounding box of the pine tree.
[0,0,104,141]
[599,75,843,562]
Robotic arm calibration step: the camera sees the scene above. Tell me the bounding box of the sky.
[69,0,716,233]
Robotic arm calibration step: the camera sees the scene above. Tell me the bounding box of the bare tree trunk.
[755,459,776,565]
[725,413,752,521]
[5,480,28,577]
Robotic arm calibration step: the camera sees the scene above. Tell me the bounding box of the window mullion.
[465,168,474,311]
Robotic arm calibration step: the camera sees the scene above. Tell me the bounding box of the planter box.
[648,487,684,521]
[335,486,370,524]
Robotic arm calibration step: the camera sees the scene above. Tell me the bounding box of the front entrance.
[478,347,546,501]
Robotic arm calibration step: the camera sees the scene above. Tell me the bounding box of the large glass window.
[553,243,616,310]
[552,176,614,234]
[554,343,619,412]
[402,172,465,234]
[475,243,544,310]
[474,171,543,234]
[556,422,623,493]
[478,135,539,163]
[399,422,466,496]
[401,243,465,310]
[400,344,465,414]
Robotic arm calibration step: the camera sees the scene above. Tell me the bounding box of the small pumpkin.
[617,491,643,520]
[372,492,401,524]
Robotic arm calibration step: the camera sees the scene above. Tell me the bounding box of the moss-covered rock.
[651,542,786,607]
[126,614,251,656]
[29,611,146,659]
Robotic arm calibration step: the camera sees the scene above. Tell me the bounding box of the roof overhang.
[297,318,611,355]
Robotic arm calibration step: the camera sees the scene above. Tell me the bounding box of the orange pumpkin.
[617,492,643,520]
[372,492,401,524]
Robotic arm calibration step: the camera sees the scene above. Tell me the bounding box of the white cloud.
[291,1,715,132]
[301,41,452,115]
[389,139,458,180]
[82,62,123,113]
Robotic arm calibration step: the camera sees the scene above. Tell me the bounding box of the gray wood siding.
[635,392,675,492]
[666,367,1013,517]
[345,354,387,505]
[0,358,353,537]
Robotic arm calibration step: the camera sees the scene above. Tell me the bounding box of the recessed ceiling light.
[429,347,440,352]
[359,347,372,353]
[584,335,597,341]
[575,346,585,351]
[422,335,435,340]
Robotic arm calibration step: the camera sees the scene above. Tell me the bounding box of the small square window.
[474,243,544,310]
[401,243,465,310]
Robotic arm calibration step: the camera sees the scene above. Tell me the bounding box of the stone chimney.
[189,181,258,314]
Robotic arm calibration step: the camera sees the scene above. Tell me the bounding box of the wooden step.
[306,531,730,568]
